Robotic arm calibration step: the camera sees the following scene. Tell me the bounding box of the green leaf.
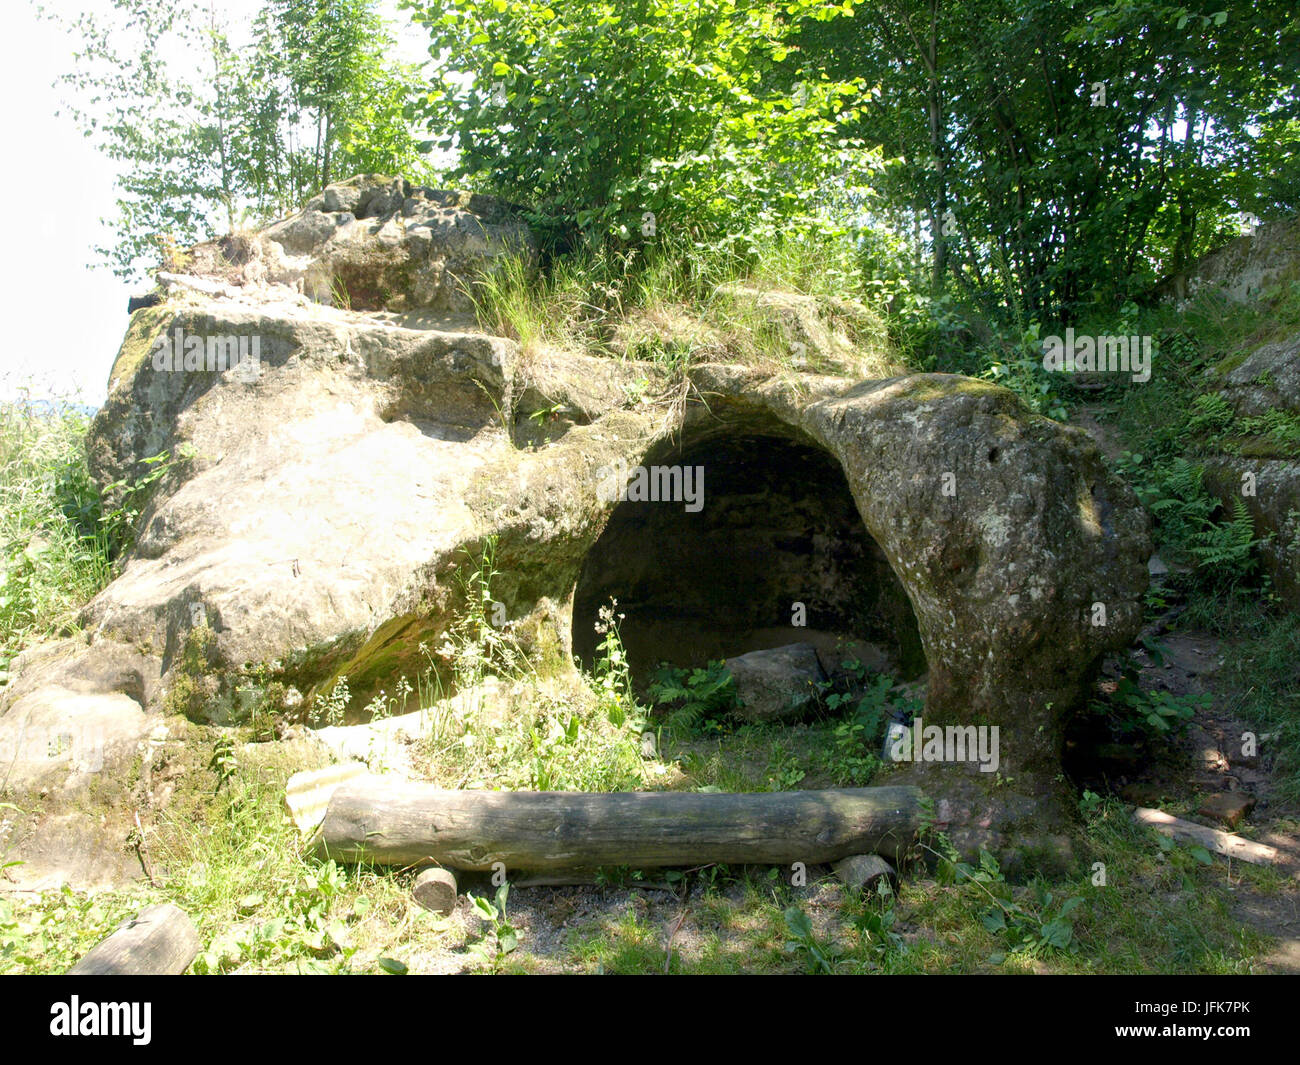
[1057,896,1085,918]
[783,905,812,939]
[236,893,264,914]
[377,956,408,975]
[1040,919,1073,949]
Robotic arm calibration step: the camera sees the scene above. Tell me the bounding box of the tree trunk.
[316,779,926,872]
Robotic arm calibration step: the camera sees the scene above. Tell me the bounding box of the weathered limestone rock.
[1197,791,1255,829]
[0,635,180,889]
[725,643,827,722]
[185,174,536,312]
[1216,331,1300,417]
[1152,218,1300,606]
[1190,257,1300,605]
[832,853,898,895]
[0,688,154,795]
[1157,217,1300,305]
[1204,457,1300,606]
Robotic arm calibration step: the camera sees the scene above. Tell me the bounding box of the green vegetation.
[0,396,183,671]
[1064,283,1300,799]
[466,884,519,972]
[646,660,740,737]
[1219,612,1300,801]
[0,400,107,669]
[0,576,1287,973]
[410,0,871,257]
[2,784,1277,974]
[415,0,1296,322]
[45,0,431,278]
[468,232,900,388]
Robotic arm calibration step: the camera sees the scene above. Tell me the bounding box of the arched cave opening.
[572,431,926,692]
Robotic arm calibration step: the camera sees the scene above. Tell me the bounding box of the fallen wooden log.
[1133,807,1278,866]
[315,778,925,871]
[68,903,200,975]
[511,874,678,891]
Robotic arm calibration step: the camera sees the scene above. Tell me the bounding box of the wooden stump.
[68,903,200,975]
[412,867,459,915]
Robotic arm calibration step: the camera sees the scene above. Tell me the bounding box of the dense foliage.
[406,0,871,257]
[48,0,431,278]
[801,1,1299,318]
[52,0,1297,317]
[409,0,1297,319]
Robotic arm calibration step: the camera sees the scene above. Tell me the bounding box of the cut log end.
[412,867,459,915]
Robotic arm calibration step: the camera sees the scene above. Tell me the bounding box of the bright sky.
[0,0,431,408]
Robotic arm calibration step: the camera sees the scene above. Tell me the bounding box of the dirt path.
[1070,405,1300,972]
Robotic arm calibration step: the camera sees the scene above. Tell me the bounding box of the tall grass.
[0,390,110,669]
[405,542,655,792]
[469,231,901,377]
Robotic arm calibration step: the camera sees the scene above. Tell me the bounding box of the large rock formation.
[1163,216,1300,606]
[1157,217,1300,305]
[0,175,1151,885]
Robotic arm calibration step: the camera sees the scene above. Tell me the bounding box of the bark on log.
[412,867,458,915]
[68,903,200,975]
[1133,807,1278,865]
[315,778,925,871]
